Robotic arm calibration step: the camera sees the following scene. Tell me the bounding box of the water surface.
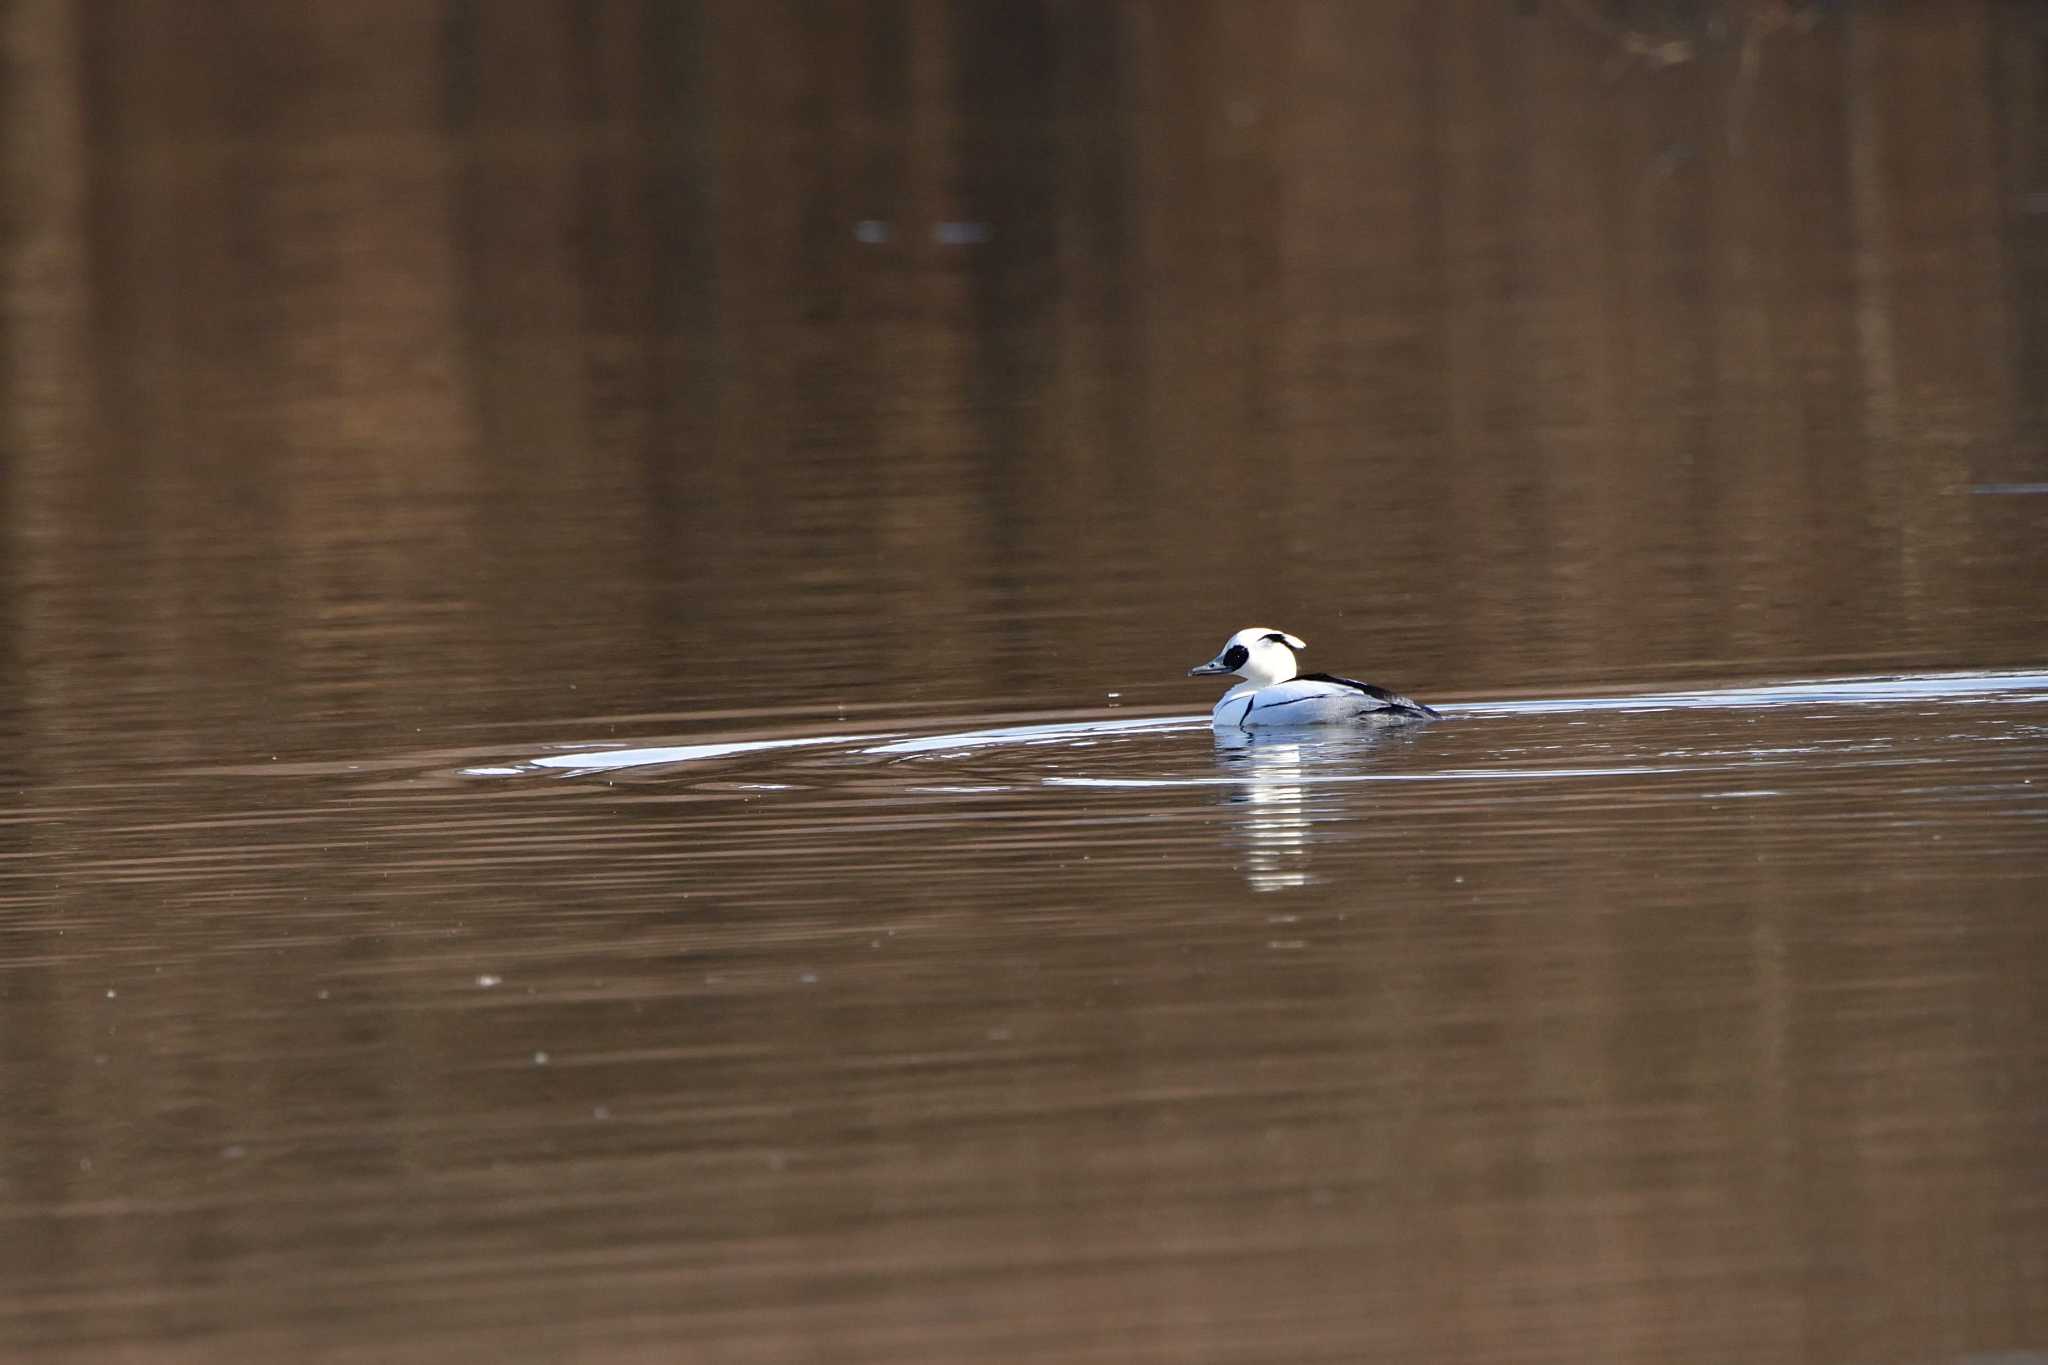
[3,3,2047,1361]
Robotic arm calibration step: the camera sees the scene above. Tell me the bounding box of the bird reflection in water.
[1211,726,1430,892]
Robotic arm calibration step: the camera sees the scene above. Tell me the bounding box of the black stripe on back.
[1295,673,1441,719]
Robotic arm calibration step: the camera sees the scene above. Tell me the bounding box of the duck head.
[1188,627,1307,687]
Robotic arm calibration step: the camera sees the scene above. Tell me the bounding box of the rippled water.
[6,2,2048,1361]
[9,668,2044,1359]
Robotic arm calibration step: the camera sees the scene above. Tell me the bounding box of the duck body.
[1189,627,1438,731]
[1207,674,1438,730]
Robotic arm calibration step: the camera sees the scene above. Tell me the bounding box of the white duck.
[1188,627,1439,731]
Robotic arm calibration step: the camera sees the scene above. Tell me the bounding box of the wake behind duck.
[1189,627,1439,731]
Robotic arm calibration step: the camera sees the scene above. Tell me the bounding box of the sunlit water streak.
[473,669,2048,779]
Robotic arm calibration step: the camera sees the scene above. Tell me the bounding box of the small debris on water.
[475,974,502,989]
[532,1051,550,1066]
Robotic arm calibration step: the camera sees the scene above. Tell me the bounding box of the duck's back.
[1212,674,1439,730]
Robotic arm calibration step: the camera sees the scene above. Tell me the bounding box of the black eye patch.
[1222,644,1250,669]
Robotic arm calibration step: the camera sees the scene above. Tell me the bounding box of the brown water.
[4,3,2048,1361]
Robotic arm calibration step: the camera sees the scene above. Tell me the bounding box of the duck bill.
[1187,659,1233,676]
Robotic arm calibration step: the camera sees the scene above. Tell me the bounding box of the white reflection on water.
[1214,736,1312,891]
[1203,726,1440,891]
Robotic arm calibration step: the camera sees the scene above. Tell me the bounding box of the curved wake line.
[523,733,889,773]
[861,715,1196,755]
[489,717,1199,776]
[1449,668,2048,717]
[474,668,2048,776]
[1048,765,1697,788]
